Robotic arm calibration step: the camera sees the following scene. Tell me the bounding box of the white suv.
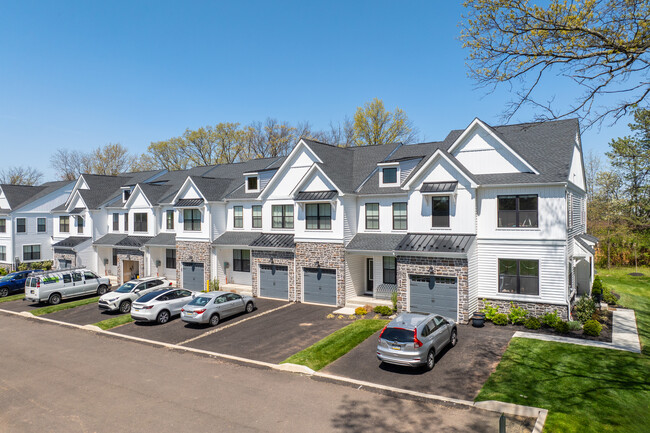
[98,277,172,313]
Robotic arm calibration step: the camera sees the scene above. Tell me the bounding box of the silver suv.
[25,269,110,305]
[376,312,457,370]
[98,277,172,313]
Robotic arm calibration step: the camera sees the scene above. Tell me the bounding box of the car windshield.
[381,328,414,343]
[115,282,137,293]
[187,296,210,306]
[0,274,15,282]
[136,290,168,303]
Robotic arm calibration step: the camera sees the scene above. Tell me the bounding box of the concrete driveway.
[183,302,348,363]
[321,322,515,400]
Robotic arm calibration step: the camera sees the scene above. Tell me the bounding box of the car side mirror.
[191,293,196,298]
[134,289,140,293]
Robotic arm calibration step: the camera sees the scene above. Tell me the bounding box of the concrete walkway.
[514,309,642,353]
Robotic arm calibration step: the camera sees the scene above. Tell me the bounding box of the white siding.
[148,246,177,282]
[343,195,357,244]
[214,247,251,285]
[345,254,365,298]
[568,145,586,191]
[467,239,479,315]
[476,240,567,305]
[76,242,95,269]
[356,195,409,234]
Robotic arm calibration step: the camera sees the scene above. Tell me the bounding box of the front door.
[366,258,374,293]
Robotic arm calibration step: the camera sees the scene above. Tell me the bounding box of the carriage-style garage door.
[409,275,457,319]
[303,268,337,305]
[183,262,204,292]
[259,264,289,299]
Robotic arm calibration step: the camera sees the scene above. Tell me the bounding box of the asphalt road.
[0,313,534,433]
[322,322,516,400]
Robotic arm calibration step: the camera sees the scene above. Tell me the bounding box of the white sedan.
[131,288,195,324]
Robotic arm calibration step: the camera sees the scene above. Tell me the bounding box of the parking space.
[184,303,347,363]
[45,303,124,326]
[0,293,99,313]
[111,298,289,345]
[321,323,515,401]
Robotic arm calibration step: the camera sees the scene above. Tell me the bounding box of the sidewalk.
[514,309,642,353]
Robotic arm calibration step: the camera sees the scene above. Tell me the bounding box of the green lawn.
[282,319,388,371]
[30,296,100,316]
[93,314,133,330]
[476,267,650,433]
[0,293,25,304]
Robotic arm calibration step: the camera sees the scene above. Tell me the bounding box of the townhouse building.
[8,118,595,322]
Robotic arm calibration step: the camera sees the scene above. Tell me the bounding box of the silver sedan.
[181,291,255,326]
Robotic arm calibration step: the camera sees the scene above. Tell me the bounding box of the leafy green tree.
[352,98,417,146]
[461,0,650,125]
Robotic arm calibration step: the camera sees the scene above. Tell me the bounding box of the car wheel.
[97,285,108,296]
[49,293,61,305]
[425,349,435,371]
[450,329,458,347]
[209,314,220,327]
[0,287,9,298]
[157,310,170,324]
[119,300,131,314]
[245,302,254,313]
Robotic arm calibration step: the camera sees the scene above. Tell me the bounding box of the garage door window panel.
[306,203,331,230]
[233,249,250,272]
[498,259,539,295]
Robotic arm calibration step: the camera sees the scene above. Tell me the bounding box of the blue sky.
[0,1,631,181]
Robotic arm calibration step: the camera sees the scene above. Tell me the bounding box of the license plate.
[392,346,401,350]
[134,308,140,312]
[186,312,194,316]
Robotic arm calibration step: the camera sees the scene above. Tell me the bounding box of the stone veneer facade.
[175,240,211,290]
[396,255,470,323]
[478,298,569,321]
[53,250,76,270]
[251,250,295,300]
[295,242,346,307]
[116,249,144,284]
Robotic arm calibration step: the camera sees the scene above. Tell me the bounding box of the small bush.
[481,300,500,321]
[567,321,582,331]
[354,307,367,316]
[554,321,570,334]
[0,268,7,276]
[337,315,345,320]
[373,306,393,316]
[493,313,508,326]
[591,276,603,296]
[603,288,618,305]
[575,296,597,323]
[508,302,529,325]
[348,315,357,320]
[524,317,541,330]
[583,319,603,336]
[326,313,335,319]
[390,291,398,312]
[541,310,561,328]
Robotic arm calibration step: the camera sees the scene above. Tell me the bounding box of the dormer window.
[246,176,259,192]
[123,190,131,202]
[383,167,397,184]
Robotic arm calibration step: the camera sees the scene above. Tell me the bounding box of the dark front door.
[366,258,373,293]
[182,262,204,292]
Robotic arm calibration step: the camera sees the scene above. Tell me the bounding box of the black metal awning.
[250,233,295,249]
[295,190,337,201]
[421,181,458,193]
[174,198,204,207]
[395,233,475,253]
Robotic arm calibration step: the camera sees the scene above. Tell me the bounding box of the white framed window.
[246,176,259,193]
[380,165,399,187]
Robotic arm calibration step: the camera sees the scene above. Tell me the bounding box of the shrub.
[354,307,367,316]
[554,321,570,334]
[583,319,603,336]
[481,300,500,321]
[373,306,393,316]
[591,276,603,297]
[326,313,335,319]
[567,321,583,331]
[493,313,508,326]
[348,315,357,320]
[390,291,398,312]
[524,317,541,330]
[0,268,7,276]
[603,288,618,305]
[575,296,597,323]
[508,302,529,325]
[541,310,561,328]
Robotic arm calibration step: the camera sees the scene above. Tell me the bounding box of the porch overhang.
[144,233,176,248]
[394,233,475,255]
[212,231,261,249]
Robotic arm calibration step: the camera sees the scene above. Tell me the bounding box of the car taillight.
[36,281,40,288]
[194,309,206,314]
[169,282,172,286]
[142,305,154,310]
[414,328,423,348]
[378,326,387,341]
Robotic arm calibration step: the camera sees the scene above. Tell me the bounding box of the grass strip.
[30,296,100,316]
[0,293,26,304]
[93,314,133,330]
[281,319,388,371]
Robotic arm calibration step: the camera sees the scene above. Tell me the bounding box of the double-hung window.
[77,216,84,234]
[124,213,128,232]
[166,249,176,269]
[383,257,396,284]
[113,213,119,231]
[0,219,5,233]
[392,203,407,230]
[233,249,250,272]
[272,205,293,229]
[37,218,46,233]
[233,206,244,228]
[252,205,262,229]
[60,216,70,233]
[432,196,450,228]
[0,246,5,261]
[23,245,40,261]
[16,218,26,233]
[112,249,118,266]
[365,203,379,230]
[497,195,538,228]
[166,210,174,230]
[183,209,201,231]
[306,203,331,230]
[498,259,539,295]
[134,213,147,232]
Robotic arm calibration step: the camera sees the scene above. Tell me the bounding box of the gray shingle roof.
[69,207,85,214]
[395,233,475,253]
[212,231,261,247]
[144,233,176,247]
[0,184,46,210]
[93,233,127,246]
[295,190,338,201]
[575,235,596,255]
[581,233,599,243]
[52,236,91,248]
[421,181,458,193]
[250,233,295,249]
[116,236,153,248]
[346,233,406,252]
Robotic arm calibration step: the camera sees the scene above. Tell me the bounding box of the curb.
[275,363,315,375]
